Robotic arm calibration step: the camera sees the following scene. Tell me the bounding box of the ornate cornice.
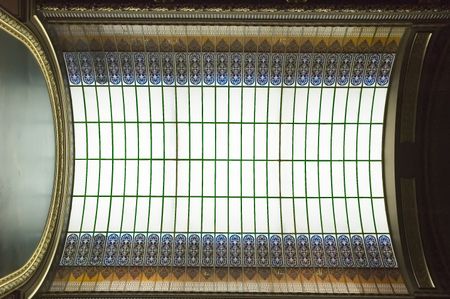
[37,0,450,24]
[37,5,450,23]
[0,8,69,298]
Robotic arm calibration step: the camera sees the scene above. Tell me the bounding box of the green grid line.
[182,30,194,278]
[103,49,116,244]
[71,195,386,199]
[264,37,272,278]
[75,158,382,162]
[328,27,351,293]
[157,35,167,261]
[200,35,205,277]
[212,34,218,283]
[290,31,304,292]
[73,120,383,125]
[128,42,141,238]
[303,29,317,291]
[144,32,155,247]
[92,53,103,235]
[171,40,179,282]
[69,83,390,89]
[77,55,89,234]
[239,36,245,286]
[278,32,291,288]
[118,60,128,239]
[252,34,259,288]
[226,34,233,286]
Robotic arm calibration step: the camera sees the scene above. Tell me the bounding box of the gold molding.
[38,6,450,24]
[0,8,70,298]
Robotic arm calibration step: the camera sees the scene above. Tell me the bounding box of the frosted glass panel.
[62,51,396,270]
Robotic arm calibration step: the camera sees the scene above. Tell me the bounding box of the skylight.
[53,25,407,294]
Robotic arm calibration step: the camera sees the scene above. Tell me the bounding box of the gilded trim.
[383,28,435,292]
[383,27,412,293]
[397,32,434,289]
[0,8,70,298]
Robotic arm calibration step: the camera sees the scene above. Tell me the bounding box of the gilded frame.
[0,8,70,299]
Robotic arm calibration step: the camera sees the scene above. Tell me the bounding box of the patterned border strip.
[64,52,394,87]
[60,233,396,269]
[47,266,407,294]
[40,9,450,22]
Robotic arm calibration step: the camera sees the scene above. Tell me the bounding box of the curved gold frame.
[0,8,70,298]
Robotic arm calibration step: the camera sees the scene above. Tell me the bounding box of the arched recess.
[0,7,70,299]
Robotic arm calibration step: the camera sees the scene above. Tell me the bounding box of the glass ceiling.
[52,25,407,294]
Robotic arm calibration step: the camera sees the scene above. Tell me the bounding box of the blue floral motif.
[92,53,107,84]
[311,54,324,86]
[162,53,174,85]
[338,235,353,267]
[215,234,228,266]
[134,53,147,85]
[270,235,283,267]
[175,53,188,85]
[64,53,81,85]
[256,235,269,267]
[297,54,311,86]
[118,233,132,266]
[377,54,394,86]
[311,235,325,267]
[203,53,215,85]
[217,53,228,85]
[90,234,106,266]
[351,235,367,267]
[202,234,214,266]
[365,235,382,267]
[283,54,297,86]
[189,53,201,85]
[61,233,397,267]
[160,234,173,266]
[146,234,159,266]
[188,234,200,266]
[104,234,119,266]
[364,54,380,86]
[148,53,161,85]
[244,53,255,85]
[230,53,242,85]
[257,53,269,85]
[350,54,366,86]
[379,235,396,267]
[131,233,146,266]
[79,53,94,85]
[270,54,283,86]
[324,235,338,267]
[229,234,241,266]
[324,54,338,86]
[76,233,92,265]
[283,235,297,267]
[337,54,352,86]
[174,234,186,266]
[120,53,134,85]
[60,233,78,266]
[243,235,255,266]
[106,53,121,85]
[65,52,395,87]
[297,234,311,267]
